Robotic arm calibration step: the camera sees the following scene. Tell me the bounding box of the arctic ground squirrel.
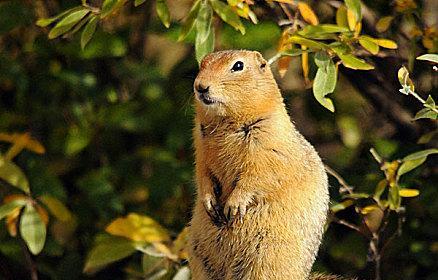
[188,50,341,279]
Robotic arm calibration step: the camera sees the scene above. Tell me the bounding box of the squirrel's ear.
[254,51,267,71]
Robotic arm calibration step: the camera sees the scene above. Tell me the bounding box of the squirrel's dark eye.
[231,61,244,72]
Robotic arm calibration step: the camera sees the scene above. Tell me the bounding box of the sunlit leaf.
[0,158,30,194]
[414,108,437,120]
[388,185,401,210]
[297,2,318,25]
[403,148,438,161]
[210,0,245,34]
[101,0,127,18]
[345,0,361,22]
[195,2,214,64]
[399,188,420,197]
[397,66,414,91]
[336,5,348,28]
[105,213,170,243]
[346,9,356,31]
[330,199,353,213]
[81,16,98,50]
[313,52,337,112]
[298,24,349,37]
[0,199,26,220]
[372,38,397,49]
[48,8,89,39]
[344,193,369,199]
[301,48,309,83]
[0,132,45,159]
[376,16,394,32]
[178,0,201,41]
[416,53,438,64]
[156,0,171,28]
[360,204,381,214]
[83,235,136,274]
[338,53,374,70]
[36,6,84,27]
[39,195,73,222]
[359,36,379,55]
[287,35,328,50]
[20,204,47,255]
[373,180,387,201]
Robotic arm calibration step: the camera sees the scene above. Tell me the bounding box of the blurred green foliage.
[0,0,437,279]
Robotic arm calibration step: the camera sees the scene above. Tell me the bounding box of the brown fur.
[188,50,329,279]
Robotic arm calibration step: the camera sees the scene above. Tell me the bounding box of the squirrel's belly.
[189,194,327,280]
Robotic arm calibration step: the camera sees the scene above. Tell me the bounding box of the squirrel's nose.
[195,83,209,94]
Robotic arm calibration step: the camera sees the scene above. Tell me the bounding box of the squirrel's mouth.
[197,92,220,105]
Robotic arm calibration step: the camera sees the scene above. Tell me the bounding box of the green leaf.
[0,158,30,194]
[414,108,437,120]
[134,0,147,7]
[142,253,163,275]
[0,199,27,220]
[345,0,361,21]
[101,0,118,18]
[398,148,438,178]
[425,95,436,108]
[330,199,353,213]
[313,52,337,112]
[20,204,47,255]
[416,53,438,64]
[403,148,438,161]
[39,195,72,222]
[65,126,91,156]
[196,1,213,43]
[399,188,420,198]
[36,6,84,27]
[299,24,349,37]
[195,2,214,64]
[335,5,348,28]
[83,235,136,274]
[373,180,387,201]
[388,185,401,210]
[48,8,90,39]
[210,0,245,34]
[281,48,308,57]
[287,35,329,50]
[344,193,370,199]
[156,0,171,28]
[178,0,201,42]
[338,53,374,70]
[359,36,379,55]
[397,157,426,178]
[81,16,98,50]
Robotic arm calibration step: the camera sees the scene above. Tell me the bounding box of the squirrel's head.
[194,50,281,118]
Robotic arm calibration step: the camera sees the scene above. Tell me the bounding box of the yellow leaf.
[363,206,384,233]
[152,242,178,261]
[347,9,357,31]
[172,227,189,260]
[39,195,73,222]
[360,204,381,214]
[301,46,310,85]
[399,188,420,197]
[105,213,170,243]
[336,5,348,28]
[354,21,362,38]
[297,2,318,25]
[372,38,398,49]
[376,16,394,32]
[0,132,45,160]
[6,207,20,237]
[35,204,49,226]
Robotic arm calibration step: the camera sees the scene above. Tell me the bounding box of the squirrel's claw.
[223,195,250,224]
[203,194,226,226]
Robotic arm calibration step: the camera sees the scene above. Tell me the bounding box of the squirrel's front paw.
[202,193,226,226]
[223,192,254,224]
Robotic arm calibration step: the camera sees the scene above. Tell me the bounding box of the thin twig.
[325,164,354,195]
